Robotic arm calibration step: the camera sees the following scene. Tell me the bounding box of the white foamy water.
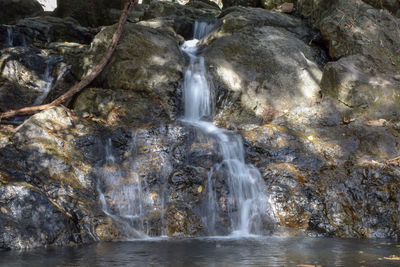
[181,22,270,236]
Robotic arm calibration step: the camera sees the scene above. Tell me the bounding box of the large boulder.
[321,55,400,120]
[203,7,325,128]
[242,122,400,239]
[0,47,71,108]
[55,0,125,27]
[81,23,185,119]
[362,0,400,17]
[222,0,261,8]
[0,16,95,48]
[0,107,123,249]
[0,0,43,24]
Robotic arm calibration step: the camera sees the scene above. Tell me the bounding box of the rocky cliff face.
[0,0,399,249]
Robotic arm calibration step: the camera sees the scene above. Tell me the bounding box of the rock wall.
[0,0,399,249]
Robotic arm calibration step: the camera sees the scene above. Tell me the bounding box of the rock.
[0,183,78,249]
[321,54,400,120]
[242,122,400,239]
[362,0,400,17]
[167,201,204,236]
[0,16,95,49]
[187,0,221,10]
[0,0,43,24]
[261,0,296,10]
[0,107,120,249]
[0,46,71,107]
[222,0,261,8]
[0,78,40,112]
[55,0,125,27]
[82,23,185,118]
[203,7,324,128]
[319,0,400,63]
[140,1,218,39]
[73,88,171,127]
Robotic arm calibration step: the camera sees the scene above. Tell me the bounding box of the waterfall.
[33,57,69,105]
[6,27,13,47]
[181,22,270,236]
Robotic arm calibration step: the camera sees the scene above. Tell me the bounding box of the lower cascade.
[98,21,272,238]
[181,22,271,236]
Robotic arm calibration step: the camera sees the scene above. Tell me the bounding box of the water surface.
[1,237,400,266]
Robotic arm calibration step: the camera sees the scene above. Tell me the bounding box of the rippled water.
[1,237,399,266]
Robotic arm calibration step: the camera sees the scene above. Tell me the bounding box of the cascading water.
[98,138,153,238]
[181,22,270,236]
[98,21,271,239]
[6,26,13,47]
[33,57,69,105]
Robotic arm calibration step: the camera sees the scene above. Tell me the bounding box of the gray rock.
[55,0,125,27]
[203,7,324,128]
[82,23,185,118]
[0,0,43,24]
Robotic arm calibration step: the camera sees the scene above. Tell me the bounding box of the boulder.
[55,0,125,27]
[0,16,95,49]
[222,0,261,8]
[321,54,400,120]
[242,121,400,239]
[203,7,324,128]
[140,1,219,39]
[0,0,43,24]
[297,0,400,120]
[82,23,185,118]
[261,0,296,10]
[362,0,400,17]
[0,47,71,107]
[73,88,171,127]
[0,107,121,249]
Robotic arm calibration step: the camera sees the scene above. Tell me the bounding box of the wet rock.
[167,201,204,237]
[0,0,43,24]
[0,16,94,49]
[0,183,78,249]
[203,7,324,128]
[0,78,40,112]
[0,107,119,248]
[242,120,400,239]
[0,46,71,107]
[82,23,185,117]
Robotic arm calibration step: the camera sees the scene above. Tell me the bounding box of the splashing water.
[181,22,270,236]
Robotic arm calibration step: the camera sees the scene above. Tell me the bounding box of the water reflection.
[1,237,400,267]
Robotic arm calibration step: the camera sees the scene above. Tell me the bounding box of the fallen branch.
[0,0,137,120]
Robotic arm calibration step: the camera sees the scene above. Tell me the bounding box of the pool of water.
[1,236,400,266]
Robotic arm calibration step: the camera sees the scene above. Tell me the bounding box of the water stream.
[181,22,270,236]
[97,21,271,238]
[33,56,69,106]
[6,26,13,47]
